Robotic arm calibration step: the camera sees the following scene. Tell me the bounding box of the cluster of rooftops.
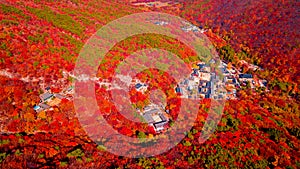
[132,59,268,132]
[137,103,169,133]
[32,57,266,133]
[153,20,206,33]
[33,86,74,113]
[174,60,221,99]
[174,59,267,100]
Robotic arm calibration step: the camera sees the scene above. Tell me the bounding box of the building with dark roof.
[135,83,143,89]
[142,105,169,132]
[238,74,254,86]
[154,121,167,131]
[192,69,199,76]
[39,92,54,102]
[197,63,206,70]
[221,68,230,74]
[39,103,50,109]
[184,79,189,85]
[175,86,183,94]
[239,74,253,79]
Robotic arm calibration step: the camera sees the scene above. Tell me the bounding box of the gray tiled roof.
[154,121,167,129]
[54,94,65,99]
[144,108,159,115]
[159,114,167,122]
[143,114,155,124]
[239,74,253,78]
[39,103,50,109]
[40,92,53,101]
